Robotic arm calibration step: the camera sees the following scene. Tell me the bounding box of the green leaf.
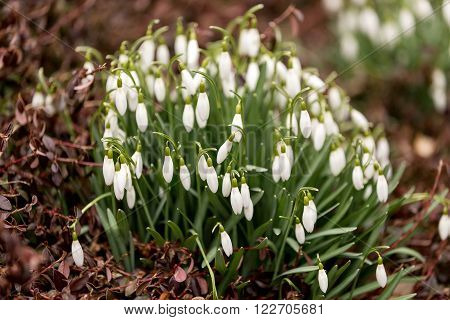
[377,267,407,300]
[183,234,198,251]
[253,219,273,239]
[385,247,425,263]
[392,293,417,300]
[167,220,184,241]
[146,227,165,246]
[214,249,226,275]
[307,227,357,240]
[327,268,360,299]
[218,247,244,296]
[278,265,319,278]
[253,237,269,250]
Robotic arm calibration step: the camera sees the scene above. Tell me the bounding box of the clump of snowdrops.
[322,0,449,113]
[78,5,429,299]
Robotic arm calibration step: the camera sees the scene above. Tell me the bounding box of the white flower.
[181,101,194,133]
[286,112,299,136]
[376,260,387,288]
[217,135,234,164]
[131,149,143,179]
[197,155,208,181]
[115,80,127,116]
[162,147,174,183]
[222,74,236,97]
[444,0,450,27]
[154,75,166,103]
[44,95,55,116]
[376,137,390,164]
[126,186,136,209]
[286,143,294,165]
[179,159,191,191]
[362,151,375,179]
[222,170,232,197]
[195,83,210,128]
[358,7,380,42]
[438,214,448,240]
[303,199,317,233]
[127,87,138,112]
[304,73,326,93]
[318,266,328,293]
[312,120,326,151]
[260,54,275,79]
[220,230,233,257]
[244,201,254,221]
[175,33,187,63]
[276,61,288,82]
[145,73,155,97]
[322,0,343,14]
[352,164,364,190]
[238,28,249,56]
[206,158,218,193]
[362,134,375,154]
[106,74,118,97]
[240,177,251,208]
[329,146,346,176]
[300,109,312,138]
[272,155,281,182]
[71,236,84,267]
[105,109,118,132]
[324,111,339,135]
[328,86,341,110]
[181,68,196,96]
[124,163,133,191]
[230,178,243,214]
[136,102,148,132]
[412,0,433,20]
[280,148,291,182]
[340,33,359,61]
[218,50,233,80]
[246,27,260,57]
[113,162,125,200]
[351,108,369,131]
[187,33,199,70]
[286,67,301,98]
[32,91,44,108]
[103,153,115,186]
[139,38,155,71]
[156,42,170,65]
[245,60,260,91]
[399,9,415,36]
[295,222,305,245]
[231,104,243,142]
[376,173,389,203]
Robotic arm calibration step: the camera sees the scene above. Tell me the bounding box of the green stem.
[81,192,112,214]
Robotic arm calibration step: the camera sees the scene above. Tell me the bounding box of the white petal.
[231,114,243,142]
[286,68,301,98]
[127,88,138,112]
[376,175,389,203]
[113,171,125,200]
[231,187,243,214]
[103,156,115,186]
[352,166,364,190]
[438,215,449,240]
[280,153,291,181]
[126,186,136,209]
[163,155,174,183]
[222,173,232,197]
[198,155,208,181]
[154,77,166,102]
[206,167,219,193]
[303,204,316,233]
[195,92,210,127]
[286,113,299,136]
[245,61,260,91]
[329,147,346,176]
[244,201,254,221]
[183,104,195,132]
[240,183,251,208]
[180,165,191,191]
[131,151,143,179]
[312,123,326,151]
[246,28,260,57]
[174,34,187,62]
[136,103,148,132]
[71,240,84,267]
[217,140,232,164]
[328,87,341,110]
[156,44,170,65]
[376,264,387,288]
[272,156,281,182]
[181,69,196,96]
[295,223,305,244]
[187,39,199,70]
[220,231,233,257]
[300,110,312,138]
[115,87,127,115]
[351,109,369,131]
[318,269,328,293]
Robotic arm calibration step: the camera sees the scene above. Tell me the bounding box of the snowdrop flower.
[44,94,55,116]
[246,20,260,58]
[278,141,294,165]
[197,154,208,181]
[324,111,339,135]
[102,123,113,148]
[279,144,291,181]
[358,7,380,42]
[412,0,433,20]
[238,27,249,56]
[123,161,133,192]
[206,157,218,193]
[154,70,166,103]
[105,108,118,132]
[174,19,187,62]
[376,256,387,288]
[352,159,364,190]
[286,60,301,98]
[180,64,196,96]
[300,102,312,138]
[106,73,118,99]
[71,232,84,267]
[218,43,233,81]
[438,210,448,240]
[244,200,254,221]
[217,134,234,164]
[195,82,210,128]
[103,150,115,186]
[136,94,148,132]
[145,72,155,97]
[295,219,305,245]
[156,38,170,65]
[222,74,236,98]
[245,59,260,91]
[362,150,375,179]
[276,61,288,82]
[312,117,326,151]
[115,78,127,115]
[340,32,359,61]
[187,29,199,70]
[139,35,155,71]
[351,108,369,131]
[318,263,328,293]
[322,0,343,14]
[179,158,191,191]
[32,88,45,108]
[240,176,252,209]
[376,136,390,166]
[126,85,139,112]
[260,54,275,80]
[183,96,195,132]
[220,226,233,257]
[303,196,317,233]
[286,112,299,136]
[131,145,143,179]
[304,72,326,93]
[230,178,243,214]
[162,147,174,183]
[399,9,416,36]
[222,166,232,197]
[231,103,243,142]
[126,186,136,209]
[444,0,450,27]
[328,86,341,110]
[272,153,281,183]
[376,169,389,203]
[329,144,346,176]
[113,161,125,200]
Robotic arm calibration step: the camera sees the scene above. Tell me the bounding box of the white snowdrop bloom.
[222,74,236,98]
[113,162,125,200]
[231,104,243,142]
[295,221,305,245]
[154,74,166,103]
[277,142,294,165]
[179,159,191,191]
[260,54,275,79]
[105,109,118,132]
[244,200,254,221]
[240,177,251,209]
[156,42,170,65]
[136,102,148,133]
[174,32,187,63]
[230,178,243,214]
[352,162,364,190]
[308,92,321,116]
[245,60,260,91]
[192,67,205,91]
[362,134,375,154]
[115,79,127,115]
[103,152,115,186]
[118,53,129,67]
[206,158,218,193]
[376,172,389,203]
[126,186,136,209]
[196,82,210,128]
[276,61,288,82]
[444,0,450,26]
[286,112,299,136]
[220,229,233,257]
[102,125,113,149]
[431,87,447,113]
[376,137,390,164]
[139,39,155,71]
[362,151,374,179]
[187,32,199,70]
[275,91,288,109]
[280,146,291,182]
[246,27,260,58]
[71,234,84,268]
[131,149,143,179]
[183,100,195,132]
[431,68,446,91]
[300,108,312,139]
[113,127,126,144]
[238,28,249,56]
[438,214,449,240]
[181,68,196,96]
[376,258,387,288]
[32,91,45,108]
[218,50,233,80]
[217,134,234,164]
[272,155,281,182]
[303,199,317,233]
[286,67,301,98]
[322,0,342,14]
[318,265,328,293]
[162,147,174,183]
[412,0,433,20]
[358,7,380,42]
[329,146,346,176]
[399,9,416,36]
[124,163,133,191]
[222,168,232,197]
[340,32,359,61]
[312,120,326,151]
[328,87,341,110]
[380,22,399,46]
[106,73,118,95]
[324,111,339,135]
[351,0,366,6]
[44,94,55,116]
[197,154,208,181]
[145,73,155,97]
[351,108,369,131]
[304,73,326,93]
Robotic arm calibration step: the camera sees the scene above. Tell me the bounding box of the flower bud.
[220,230,233,257]
[230,178,243,214]
[71,232,84,268]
